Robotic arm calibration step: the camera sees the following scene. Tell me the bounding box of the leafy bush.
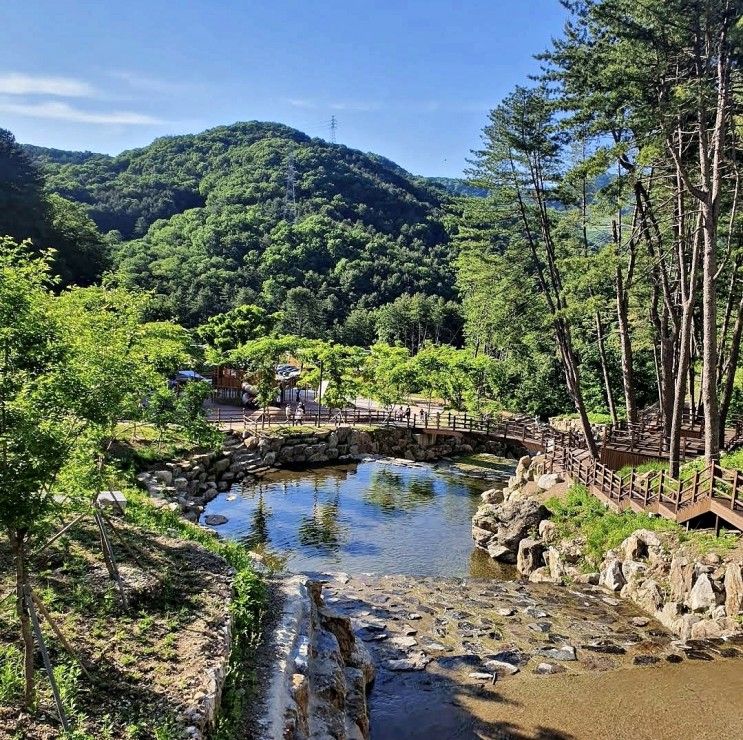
[546,485,679,567]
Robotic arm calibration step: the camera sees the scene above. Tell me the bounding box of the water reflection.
[248,491,270,547]
[364,468,436,513]
[297,481,343,549]
[202,460,514,577]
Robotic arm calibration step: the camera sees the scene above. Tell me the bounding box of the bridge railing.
[547,446,743,519]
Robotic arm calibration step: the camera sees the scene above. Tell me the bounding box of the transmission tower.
[283,154,298,223]
[329,115,337,144]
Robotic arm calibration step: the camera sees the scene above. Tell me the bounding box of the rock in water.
[204,514,228,526]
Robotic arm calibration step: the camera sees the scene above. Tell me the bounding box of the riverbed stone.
[534,662,567,675]
[536,645,576,661]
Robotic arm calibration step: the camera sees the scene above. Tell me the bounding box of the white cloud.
[108,70,193,96]
[329,101,381,112]
[283,97,317,109]
[284,97,381,112]
[0,99,165,125]
[0,72,95,97]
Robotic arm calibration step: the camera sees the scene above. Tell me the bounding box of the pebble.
[468,672,495,682]
[633,655,660,666]
[528,622,552,633]
[631,617,650,627]
[536,645,577,661]
[390,636,418,649]
[534,662,567,675]
[496,607,516,617]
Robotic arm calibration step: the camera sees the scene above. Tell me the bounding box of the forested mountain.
[424,177,488,198]
[28,122,456,327]
[0,129,108,284]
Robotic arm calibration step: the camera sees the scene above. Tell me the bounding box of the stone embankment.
[137,425,523,521]
[254,576,375,739]
[472,455,743,640]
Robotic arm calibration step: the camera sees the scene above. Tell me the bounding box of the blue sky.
[2,1,567,177]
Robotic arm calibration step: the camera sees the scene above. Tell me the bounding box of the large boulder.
[599,558,626,592]
[669,555,694,602]
[687,573,721,613]
[620,529,662,562]
[472,498,550,556]
[537,472,563,491]
[724,562,743,618]
[516,538,544,576]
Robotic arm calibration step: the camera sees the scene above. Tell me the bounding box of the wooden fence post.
[732,470,739,510]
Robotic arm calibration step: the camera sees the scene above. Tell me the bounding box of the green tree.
[361,343,416,411]
[228,336,301,411]
[197,304,272,354]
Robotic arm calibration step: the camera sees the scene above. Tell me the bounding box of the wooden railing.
[545,445,743,528]
[204,402,743,528]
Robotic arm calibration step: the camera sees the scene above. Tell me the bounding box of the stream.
[202,458,743,739]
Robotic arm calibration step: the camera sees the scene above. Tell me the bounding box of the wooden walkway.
[205,404,743,531]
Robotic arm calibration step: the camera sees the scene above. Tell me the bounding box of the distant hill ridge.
[26,121,459,327]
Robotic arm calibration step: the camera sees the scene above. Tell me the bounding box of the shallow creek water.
[203,459,743,739]
[203,458,512,577]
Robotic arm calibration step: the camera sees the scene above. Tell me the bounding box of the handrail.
[204,402,743,525]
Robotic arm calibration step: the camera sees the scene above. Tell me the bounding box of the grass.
[545,484,739,569]
[110,421,222,469]
[455,453,514,471]
[1,424,266,739]
[123,489,266,740]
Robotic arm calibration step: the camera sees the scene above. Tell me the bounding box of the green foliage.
[197,304,272,354]
[546,485,679,567]
[228,335,302,408]
[361,343,416,409]
[33,122,455,328]
[375,292,463,351]
[0,129,107,285]
[0,645,23,703]
[298,340,365,411]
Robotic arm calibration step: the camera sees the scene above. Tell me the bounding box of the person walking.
[294,402,305,425]
[285,403,292,423]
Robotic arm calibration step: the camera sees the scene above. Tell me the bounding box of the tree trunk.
[701,205,721,463]
[556,323,598,457]
[615,276,637,424]
[719,291,743,444]
[12,530,35,709]
[595,313,619,425]
[669,302,695,477]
